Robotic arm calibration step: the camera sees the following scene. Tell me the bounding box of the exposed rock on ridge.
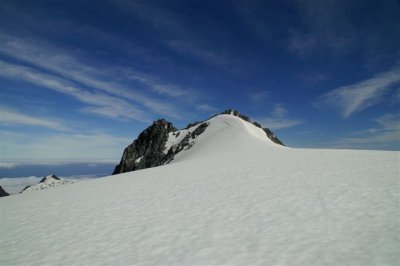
[221,109,284,145]
[164,122,209,164]
[20,174,73,193]
[113,119,178,174]
[0,186,9,197]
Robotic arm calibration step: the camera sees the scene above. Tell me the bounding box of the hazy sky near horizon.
[0,0,399,162]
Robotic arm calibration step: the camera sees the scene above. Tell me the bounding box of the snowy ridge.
[0,114,398,265]
[20,175,73,193]
[170,114,285,163]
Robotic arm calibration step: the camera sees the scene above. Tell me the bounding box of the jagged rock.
[0,186,9,197]
[113,119,178,174]
[263,128,284,146]
[113,119,210,175]
[39,174,60,183]
[221,109,251,123]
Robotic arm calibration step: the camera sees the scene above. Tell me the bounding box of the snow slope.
[0,114,399,265]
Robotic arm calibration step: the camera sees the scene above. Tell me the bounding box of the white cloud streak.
[0,107,67,131]
[0,60,150,122]
[258,103,303,130]
[0,33,189,119]
[1,130,132,161]
[195,104,218,113]
[318,67,400,118]
[332,113,400,149]
[166,40,231,68]
[249,91,269,103]
[111,1,236,70]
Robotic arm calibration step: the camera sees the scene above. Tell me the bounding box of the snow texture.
[0,114,399,265]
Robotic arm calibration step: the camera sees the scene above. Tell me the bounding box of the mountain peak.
[113,110,284,175]
[39,174,60,183]
[20,175,73,193]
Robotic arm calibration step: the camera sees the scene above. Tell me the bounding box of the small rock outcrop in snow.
[0,186,10,197]
[20,175,73,193]
[113,110,283,175]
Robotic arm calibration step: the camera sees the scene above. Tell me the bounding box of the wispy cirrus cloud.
[0,107,67,131]
[249,91,269,103]
[287,0,400,62]
[317,67,400,118]
[0,60,150,122]
[0,33,192,119]
[258,103,303,130]
[195,104,218,113]
[1,129,132,161]
[166,40,232,69]
[332,113,400,150]
[112,1,238,71]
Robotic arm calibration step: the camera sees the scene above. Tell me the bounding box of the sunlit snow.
[0,115,398,265]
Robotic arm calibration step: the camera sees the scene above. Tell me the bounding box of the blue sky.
[0,0,399,163]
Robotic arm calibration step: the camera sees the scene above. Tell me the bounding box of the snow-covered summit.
[113,111,284,174]
[20,174,73,193]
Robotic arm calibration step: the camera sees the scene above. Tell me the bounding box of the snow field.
[0,114,399,265]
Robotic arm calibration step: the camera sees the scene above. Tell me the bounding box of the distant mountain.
[20,174,73,193]
[0,186,9,197]
[113,109,284,175]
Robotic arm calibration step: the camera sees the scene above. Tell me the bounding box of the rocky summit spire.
[112,119,178,174]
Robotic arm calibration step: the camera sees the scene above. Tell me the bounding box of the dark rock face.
[113,119,210,175]
[113,119,178,174]
[262,128,284,146]
[0,186,9,197]
[20,186,31,193]
[39,174,60,183]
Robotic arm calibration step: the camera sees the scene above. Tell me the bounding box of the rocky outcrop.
[39,174,60,183]
[164,122,209,164]
[0,186,9,197]
[262,128,284,146]
[113,119,178,174]
[113,118,210,175]
[20,174,73,193]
